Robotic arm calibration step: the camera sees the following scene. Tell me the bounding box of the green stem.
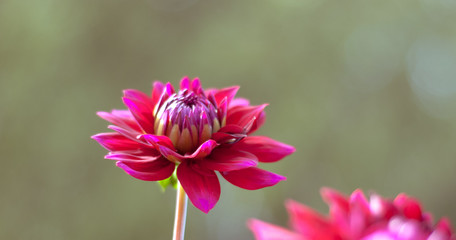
[172,182,188,240]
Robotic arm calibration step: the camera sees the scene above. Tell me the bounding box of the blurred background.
[1,0,456,239]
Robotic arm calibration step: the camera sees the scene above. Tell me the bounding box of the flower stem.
[172,182,188,240]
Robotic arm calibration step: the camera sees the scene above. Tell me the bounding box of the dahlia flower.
[249,188,455,240]
[92,77,294,213]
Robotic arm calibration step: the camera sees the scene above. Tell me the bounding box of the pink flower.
[249,188,455,240]
[92,77,295,213]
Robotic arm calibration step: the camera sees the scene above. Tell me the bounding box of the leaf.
[158,169,178,191]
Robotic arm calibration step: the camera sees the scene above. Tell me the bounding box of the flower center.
[153,89,221,153]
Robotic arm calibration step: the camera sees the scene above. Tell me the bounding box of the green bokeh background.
[1,0,456,239]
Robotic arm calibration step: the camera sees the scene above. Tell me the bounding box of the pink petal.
[177,161,220,213]
[185,139,218,159]
[123,89,153,106]
[233,136,295,163]
[201,148,258,171]
[226,104,268,133]
[164,82,175,96]
[215,124,245,134]
[105,152,161,162]
[180,76,190,89]
[221,167,286,190]
[369,194,397,219]
[96,110,141,132]
[142,134,182,162]
[248,110,266,134]
[212,124,247,144]
[362,231,396,240]
[157,145,183,163]
[212,86,240,106]
[119,156,173,172]
[321,188,351,233]
[348,190,371,237]
[218,97,228,122]
[142,134,176,150]
[122,97,155,133]
[151,81,165,106]
[92,133,141,151]
[108,125,145,144]
[116,160,174,181]
[434,218,454,238]
[285,200,338,239]
[145,137,218,162]
[394,194,423,220]
[229,97,250,108]
[321,187,350,216]
[181,77,202,93]
[211,131,246,144]
[191,78,202,93]
[248,219,304,240]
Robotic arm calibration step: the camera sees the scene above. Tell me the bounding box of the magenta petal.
[201,149,258,171]
[151,81,165,106]
[285,200,337,239]
[213,86,239,106]
[181,76,201,92]
[248,219,304,240]
[108,125,145,144]
[123,89,153,106]
[97,110,141,132]
[348,189,371,235]
[394,194,423,220]
[212,124,246,143]
[321,187,350,214]
[157,145,183,163]
[185,140,218,159]
[180,76,190,89]
[221,167,286,190]
[435,218,454,238]
[142,134,182,162]
[177,161,220,213]
[229,98,250,108]
[116,160,174,181]
[105,153,160,162]
[92,133,141,151]
[226,104,268,131]
[164,82,175,96]
[191,78,202,93]
[217,124,245,134]
[122,97,155,133]
[142,134,176,150]
[119,156,173,172]
[142,139,217,163]
[234,136,295,163]
[248,110,266,134]
[143,134,215,162]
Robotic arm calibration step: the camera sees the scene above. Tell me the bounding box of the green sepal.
[158,169,178,191]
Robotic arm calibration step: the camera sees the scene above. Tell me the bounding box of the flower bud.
[153,89,223,153]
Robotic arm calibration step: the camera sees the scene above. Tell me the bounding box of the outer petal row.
[177,161,220,214]
[122,97,155,134]
[221,167,286,190]
[201,148,258,171]
[92,133,142,151]
[227,104,268,134]
[116,160,174,181]
[97,110,142,132]
[234,136,296,163]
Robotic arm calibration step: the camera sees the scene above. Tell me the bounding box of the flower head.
[92,77,295,213]
[249,188,455,240]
